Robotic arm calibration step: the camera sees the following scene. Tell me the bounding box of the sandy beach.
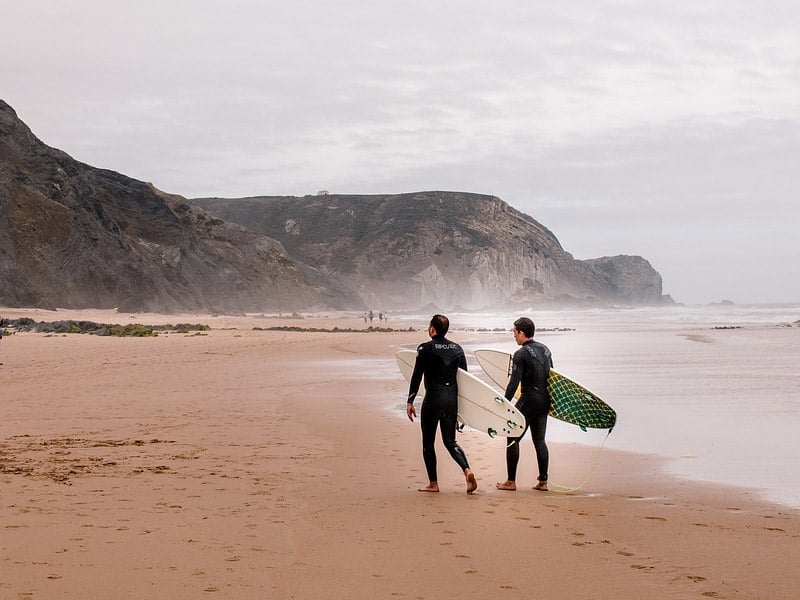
[1,308,798,599]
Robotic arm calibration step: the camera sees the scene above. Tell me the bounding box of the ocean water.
[387,305,800,508]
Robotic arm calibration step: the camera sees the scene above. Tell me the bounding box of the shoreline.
[3,305,799,507]
[3,305,799,508]
[2,308,799,598]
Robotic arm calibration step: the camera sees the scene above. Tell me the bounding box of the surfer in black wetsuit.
[407,314,478,494]
[496,317,553,492]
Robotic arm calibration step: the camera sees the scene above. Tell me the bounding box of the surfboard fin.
[487,428,497,438]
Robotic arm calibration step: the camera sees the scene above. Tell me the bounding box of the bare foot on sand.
[418,483,439,493]
[533,481,548,491]
[495,480,516,491]
[465,470,477,494]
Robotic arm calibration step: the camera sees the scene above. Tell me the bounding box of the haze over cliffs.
[1,99,670,313]
[196,193,669,311]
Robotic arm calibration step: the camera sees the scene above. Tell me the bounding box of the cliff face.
[195,192,668,310]
[0,100,356,312]
[1,98,668,313]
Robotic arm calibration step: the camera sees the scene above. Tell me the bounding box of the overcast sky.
[4,1,799,305]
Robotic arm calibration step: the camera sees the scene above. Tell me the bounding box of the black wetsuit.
[407,336,470,482]
[505,340,553,482]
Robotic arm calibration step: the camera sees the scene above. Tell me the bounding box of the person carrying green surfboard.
[496,317,552,492]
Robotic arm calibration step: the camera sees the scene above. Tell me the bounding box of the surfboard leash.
[547,428,613,494]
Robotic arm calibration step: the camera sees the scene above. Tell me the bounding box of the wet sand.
[1,309,798,599]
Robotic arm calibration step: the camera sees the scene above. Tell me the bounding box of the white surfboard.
[396,349,526,438]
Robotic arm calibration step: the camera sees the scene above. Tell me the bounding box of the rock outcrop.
[1,98,670,313]
[195,192,670,310]
[0,100,357,312]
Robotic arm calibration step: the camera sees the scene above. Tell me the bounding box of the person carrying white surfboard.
[406,314,478,494]
[496,317,553,492]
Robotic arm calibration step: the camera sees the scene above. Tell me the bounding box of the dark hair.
[430,314,450,336]
[513,317,535,338]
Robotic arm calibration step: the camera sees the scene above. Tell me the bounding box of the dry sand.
[1,309,798,599]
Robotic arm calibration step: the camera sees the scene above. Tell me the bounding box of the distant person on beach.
[496,317,553,492]
[407,314,478,494]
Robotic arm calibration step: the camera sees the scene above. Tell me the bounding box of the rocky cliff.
[1,98,669,313]
[0,100,356,312]
[195,192,669,310]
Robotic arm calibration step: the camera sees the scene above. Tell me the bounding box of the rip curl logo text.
[434,343,459,350]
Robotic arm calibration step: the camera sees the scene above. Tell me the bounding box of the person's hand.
[407,403,416,422]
